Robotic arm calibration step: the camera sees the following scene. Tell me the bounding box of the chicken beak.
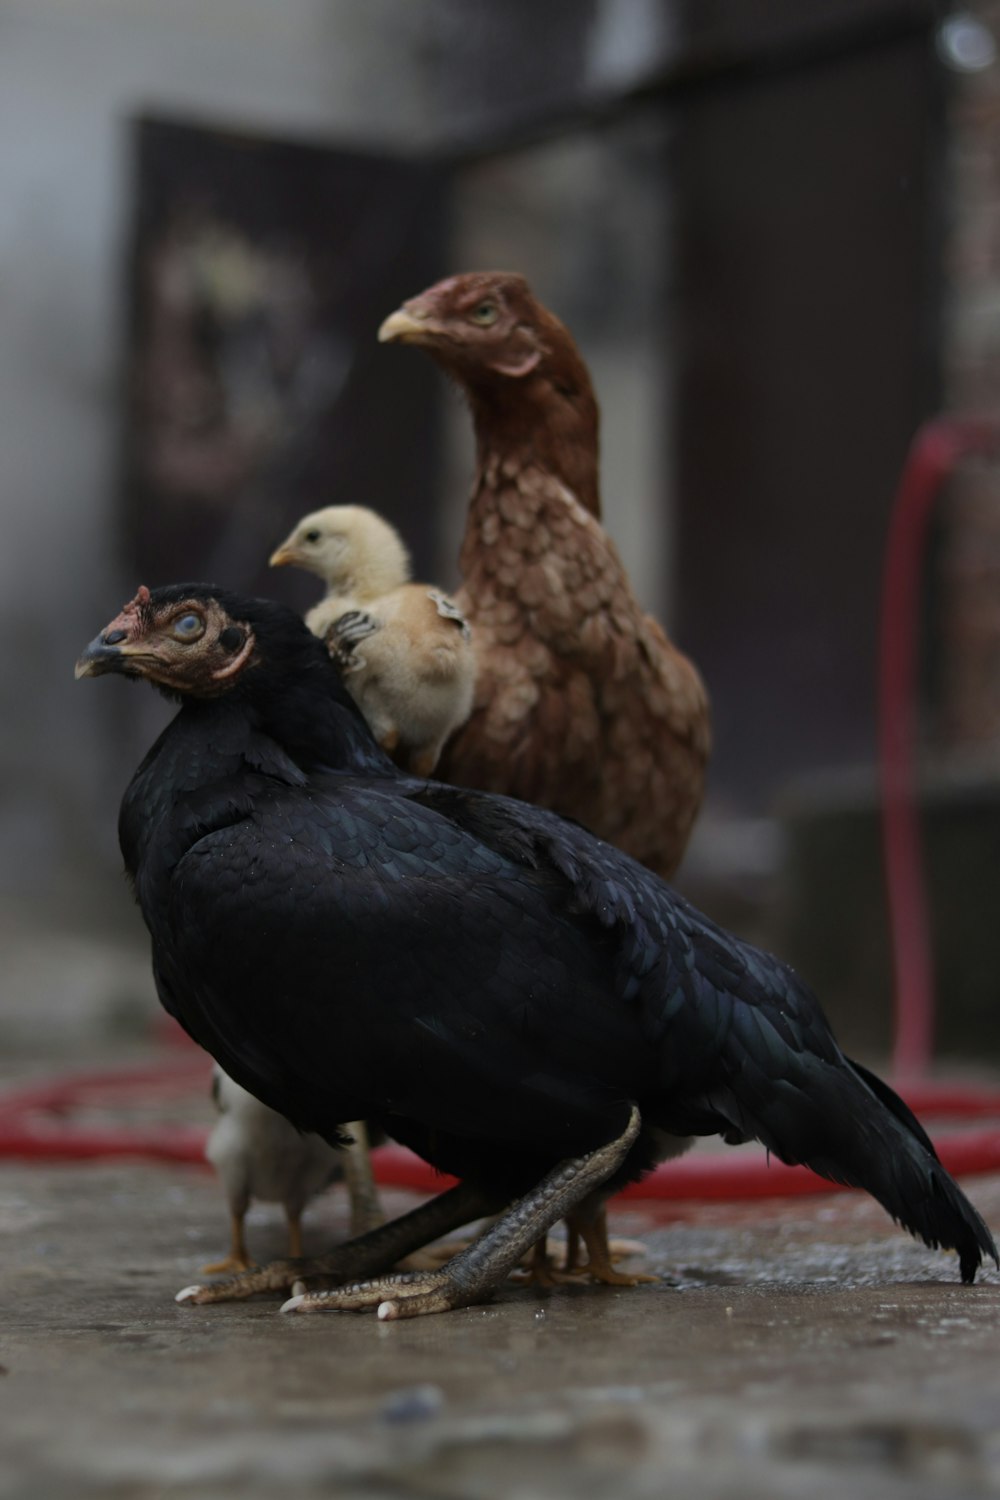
[269,544,297,568]
[75,633,130,679]
[378,307,435,345]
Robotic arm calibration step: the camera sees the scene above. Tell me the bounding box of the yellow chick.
[270,505,475,778]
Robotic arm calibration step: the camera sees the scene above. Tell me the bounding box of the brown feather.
[381,272,711,879]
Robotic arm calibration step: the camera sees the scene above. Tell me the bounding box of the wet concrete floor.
[2,1131,1000,1498]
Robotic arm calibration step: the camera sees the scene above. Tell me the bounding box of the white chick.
[270,505,475,778]
[202,1068,379,1274]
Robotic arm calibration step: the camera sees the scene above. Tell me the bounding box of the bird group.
[77,271,996,1320]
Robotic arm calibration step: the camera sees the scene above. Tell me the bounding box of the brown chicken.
[378,270,710,882]
[378,272,711,1284]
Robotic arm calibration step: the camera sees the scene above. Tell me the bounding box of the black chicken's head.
[378,270,565,384]
[75,584,327,701]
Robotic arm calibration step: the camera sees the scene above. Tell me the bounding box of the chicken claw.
[283,1269,455,1320]
[325,609,377,673]
[177,1258,305,1304]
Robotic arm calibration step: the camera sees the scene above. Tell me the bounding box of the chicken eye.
[470,301,498,327]
[303,529,321,545]
[172,612,204,642]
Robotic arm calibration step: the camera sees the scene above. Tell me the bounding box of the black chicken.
[76,584,996,1319]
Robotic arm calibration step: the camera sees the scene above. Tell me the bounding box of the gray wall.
[0,0,436,919]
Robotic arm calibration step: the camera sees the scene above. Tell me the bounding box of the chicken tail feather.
[771,1058,998,1284]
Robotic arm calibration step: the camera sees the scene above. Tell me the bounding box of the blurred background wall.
[2,0,998,1061]
[0,0,435,919]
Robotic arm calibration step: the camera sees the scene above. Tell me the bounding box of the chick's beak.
[378,306,436,345]
[75,632,131,680]
[269,543,297,568]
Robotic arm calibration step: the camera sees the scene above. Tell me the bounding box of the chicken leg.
[177,1179,501,1304]
[563,1205,658,1286]
[341,1120,383,1236]
[200,1209,253,1276]
[282,1106,641,1320]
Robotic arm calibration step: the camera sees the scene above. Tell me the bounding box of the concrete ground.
[3,1106,1000,1497]
[2,917,1000,1498]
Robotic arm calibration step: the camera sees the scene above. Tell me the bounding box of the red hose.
[0,1124,210,1165]
[366,1129,1000,1201]
[878,417,1000,1076]
[0,1056,210,1119]
[2,1058,1000,1195]
[0,1057,213,1165]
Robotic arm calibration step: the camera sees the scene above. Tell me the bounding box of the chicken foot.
[283,1105,641,1321]
[200,1209,253,1276]
[562,1205,658,1286]
[176,1180,498,1305]
[200,1205,322,1276]
[325,611,377,674]
[562,1219,644,1272]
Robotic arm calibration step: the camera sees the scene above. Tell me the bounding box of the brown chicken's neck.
[465,375,601,520]
[458,446,598,600]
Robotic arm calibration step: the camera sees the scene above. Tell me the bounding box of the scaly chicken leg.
[282,1107,641,1320]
